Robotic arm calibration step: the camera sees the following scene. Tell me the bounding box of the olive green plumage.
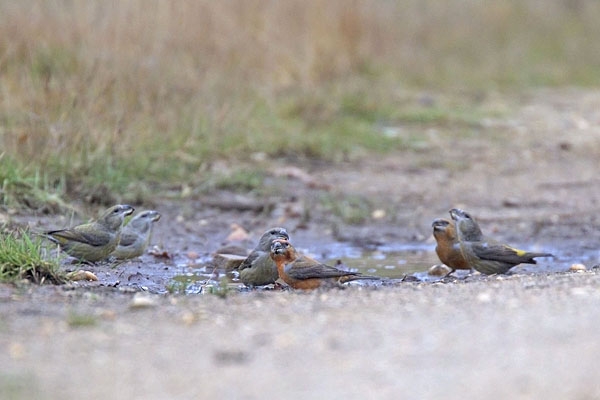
[236,227,289,287]
[44,204,134,262]
[112,210,161,260]
[450,208,552,275]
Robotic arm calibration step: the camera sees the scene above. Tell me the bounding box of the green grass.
[0,154,68,211]
[210,169,266,192]
[0,0,599,208]
[66,312,98,328]
[321,193,373,225]
[0,229,65,284]
[0,373,41,400]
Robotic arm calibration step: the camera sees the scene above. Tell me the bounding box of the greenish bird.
[235,227,289,287]
[449,208,552,275]
[111,210,161,260]
[45,204,134,262]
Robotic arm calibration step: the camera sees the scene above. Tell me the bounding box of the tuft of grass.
[0,229,65,284]
[165,280,187,295]
[211,170,265,192]
[204,277,233,299]
[321,194,373,225]
[0,373,41,399]
[66,312,98,328]
[0,153,68,212]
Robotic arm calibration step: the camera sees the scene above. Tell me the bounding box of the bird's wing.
[236,251,263,271]
[471,243,537,264]
[47,226,110,247]
[286,256,356,280]
[117,231,139,247]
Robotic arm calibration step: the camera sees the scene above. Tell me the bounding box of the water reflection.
[168,243,583,294]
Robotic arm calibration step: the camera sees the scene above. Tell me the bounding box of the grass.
[0,0,599,206]
[0,373,40,400]
[0,154,68,211]
[321,193,373,225]
[209,169,266,193]
[66,312,98,328]
[0,229,65,284]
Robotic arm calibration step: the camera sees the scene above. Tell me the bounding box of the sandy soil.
[2,88,600,399]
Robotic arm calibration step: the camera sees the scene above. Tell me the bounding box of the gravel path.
[3,270,600,399]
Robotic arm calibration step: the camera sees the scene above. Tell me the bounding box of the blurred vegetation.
[0,229,65,284]
[0,0,599,206]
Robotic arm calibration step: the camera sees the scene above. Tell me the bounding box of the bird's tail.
[33,231,59,244]
[525,252,554,264]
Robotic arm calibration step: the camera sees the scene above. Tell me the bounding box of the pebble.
[428,264,452,277]
[129,293,157,309]
[66,270,98,281]
[477,292,492,303]
[212,253,247,271]
[569,263,587,272]
[372,209,386,219]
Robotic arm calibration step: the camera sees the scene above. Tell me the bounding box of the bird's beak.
[271,241,285,254]
[449,208,463,221]
[431,218,448,229]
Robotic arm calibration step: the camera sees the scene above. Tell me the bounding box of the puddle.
[167,243,445,293]
[320,243,439,279]
[166,242,595,294]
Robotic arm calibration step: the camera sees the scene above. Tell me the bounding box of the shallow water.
[166,242,593,294]
[322,243,439,279]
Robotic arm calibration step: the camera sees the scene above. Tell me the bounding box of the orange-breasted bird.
[431,218,471,276]
[449,208,552,275]
[236,227,290,287]
[44,204,134,263]
[269,239,379,290]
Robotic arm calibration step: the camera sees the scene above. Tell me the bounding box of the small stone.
[99,310,117,320]
[477,292,492,303]
[428,264,452,277]
[569,263,587,272]
[130,293,157,309]
[502,197,521,208]
[372,209,386,219]
[570,287,588,297]
[66,270,98,281]
[226,223,249,242]
[181,311,196,325]
[180,184,192,197]
[212,253,247,271]
[8,342,25,360]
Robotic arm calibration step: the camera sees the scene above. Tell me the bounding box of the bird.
[236,227,290,287]
[111,210,161,260]
[431,218,471,276]
[44,204,134,263]
[269,238,379,290]
[449,208,553,275]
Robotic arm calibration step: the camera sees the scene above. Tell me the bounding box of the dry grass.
[0,0,599,197]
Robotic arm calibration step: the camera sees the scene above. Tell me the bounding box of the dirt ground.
[2,88,600,399]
